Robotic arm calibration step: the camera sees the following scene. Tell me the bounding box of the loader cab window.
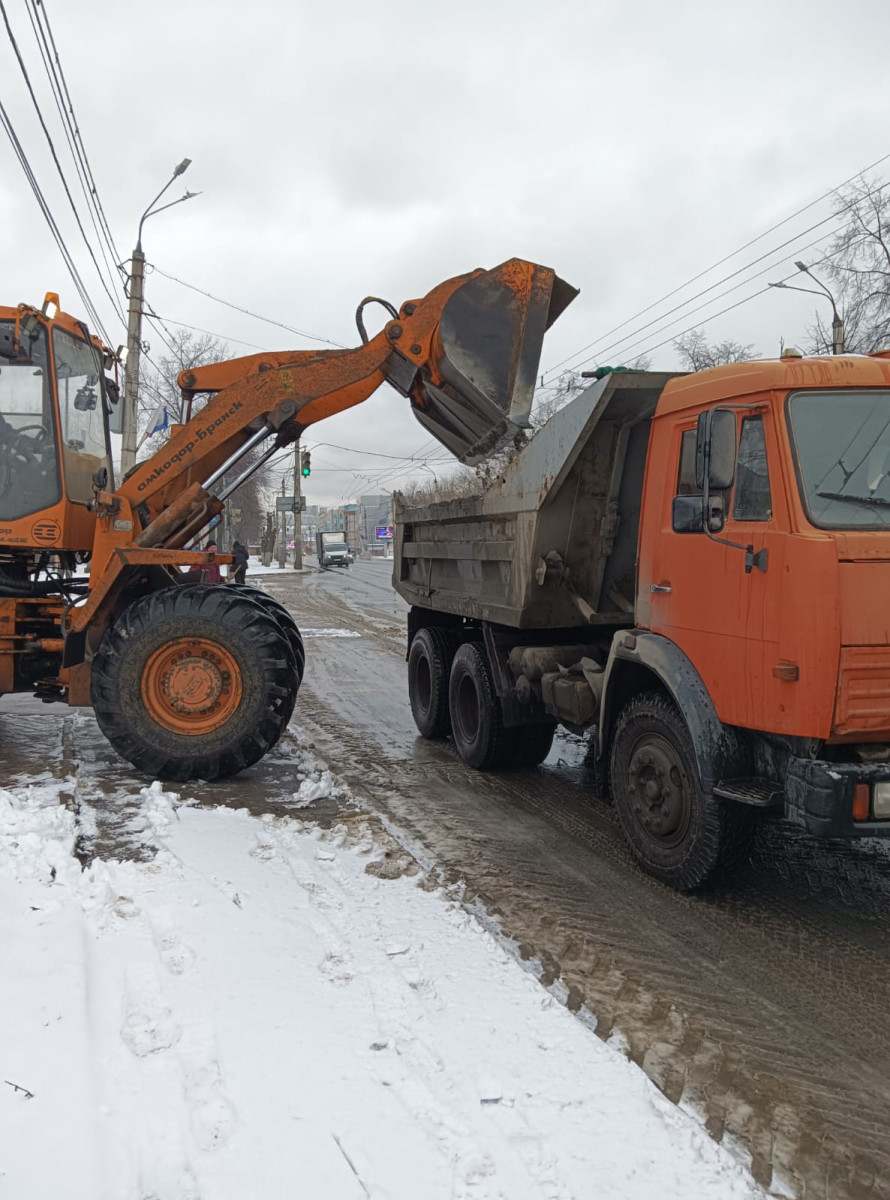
[0,318,62,522]
[53,327,111,505]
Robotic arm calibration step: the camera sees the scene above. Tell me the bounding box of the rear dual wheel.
[448,642,554,770]
[408,630,554,769]
[91,585,301,782]
[408,627,461,739]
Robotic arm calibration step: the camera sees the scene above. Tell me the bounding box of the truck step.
[714,777,784,808]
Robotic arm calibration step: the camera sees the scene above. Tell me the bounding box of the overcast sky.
[1,0,888,505]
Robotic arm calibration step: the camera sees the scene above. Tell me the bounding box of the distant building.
[359,494,393,545]
[341,504,359,554]
[317,507,346,533]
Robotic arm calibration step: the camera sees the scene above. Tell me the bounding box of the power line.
[543,151,890,382]
[24,0,123,316]
[147,263,346,349]
[148,314,269,352]
[0,94,108,340]
[29,0,121,265]
[560,212,870,373]
[0,0,120,340]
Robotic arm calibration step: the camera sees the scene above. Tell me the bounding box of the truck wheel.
[610,691,753,891]
[222,585,304,725]
[408,627,460,739]
[448,642,512,769]
[508,722,555,767]
[91,586,295,782]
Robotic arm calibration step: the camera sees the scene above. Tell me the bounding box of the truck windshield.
[0,318,62,521]
[788,389,890,529]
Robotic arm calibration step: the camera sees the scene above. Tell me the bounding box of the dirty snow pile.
[0,773,762,1199]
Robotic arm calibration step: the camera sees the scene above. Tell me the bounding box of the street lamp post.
[120,159,198,476]
[769,262,845,356]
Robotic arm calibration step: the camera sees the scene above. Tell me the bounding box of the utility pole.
[120,159,198,477]
[278,476,287,569]
[293,439,303,569]
[121,248,145,474]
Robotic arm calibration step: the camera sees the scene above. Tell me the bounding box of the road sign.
[375,525,394,540]
[276,495,296,512]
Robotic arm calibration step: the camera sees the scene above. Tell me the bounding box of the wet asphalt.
[2,556,888,1198]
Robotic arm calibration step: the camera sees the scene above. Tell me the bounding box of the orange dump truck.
[394,353,890,889]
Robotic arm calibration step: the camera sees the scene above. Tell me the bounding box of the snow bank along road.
[0,727,760,1200]
[259,559,890,1200]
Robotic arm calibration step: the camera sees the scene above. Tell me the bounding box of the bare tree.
[805,175,890,354]
[136,328,227,449]
[673,329,757,371]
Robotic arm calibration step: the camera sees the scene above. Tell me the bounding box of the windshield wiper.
[817,490,890,508]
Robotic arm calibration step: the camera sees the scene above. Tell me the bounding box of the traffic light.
[301,450,311,477]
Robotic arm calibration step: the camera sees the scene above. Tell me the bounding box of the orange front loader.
[0,260,576,780]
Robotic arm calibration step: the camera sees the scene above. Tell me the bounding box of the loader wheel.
[610,692,754,891]
[91,586,295,782]
[225,585,305,721]
[508,722,556,767]
[448,642,513,770]
[408,626,460,739]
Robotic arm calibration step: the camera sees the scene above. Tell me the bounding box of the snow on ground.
[1,751,763,1200]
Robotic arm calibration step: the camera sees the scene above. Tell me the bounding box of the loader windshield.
[789,389,890,529]
[52,327,111,504]
[0,318,62,522]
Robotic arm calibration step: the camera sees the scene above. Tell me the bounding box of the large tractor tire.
[225,585,304,725]
[408,626,461,739]
[91,586,297,782]
[448,642,514,770]
[609,691,755,891]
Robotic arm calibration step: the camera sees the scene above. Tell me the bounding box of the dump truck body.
[396,354,890,889]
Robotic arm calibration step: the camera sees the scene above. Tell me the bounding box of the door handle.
[650,583,672,594]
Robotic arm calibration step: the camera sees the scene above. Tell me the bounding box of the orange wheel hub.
[141,637,242,735]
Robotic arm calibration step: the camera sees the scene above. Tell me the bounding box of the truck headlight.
[873,782,890,819]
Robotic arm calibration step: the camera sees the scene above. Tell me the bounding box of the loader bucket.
[411,259,578,464]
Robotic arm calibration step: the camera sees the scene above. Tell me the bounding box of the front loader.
[0,260,576,780]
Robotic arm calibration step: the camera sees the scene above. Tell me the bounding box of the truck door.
[643,407,787,732]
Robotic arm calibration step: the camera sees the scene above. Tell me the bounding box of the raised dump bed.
[393,370,679,628]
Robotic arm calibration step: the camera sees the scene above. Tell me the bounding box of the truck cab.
[635,351,890,839]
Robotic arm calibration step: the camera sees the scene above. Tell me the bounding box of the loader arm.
[70,259,574,640]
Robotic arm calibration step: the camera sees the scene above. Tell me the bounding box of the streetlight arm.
[796,263,841,323]
[141,192,201,225]
[136,161,193,250]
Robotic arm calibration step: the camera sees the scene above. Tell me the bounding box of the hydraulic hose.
[0,569,89,598]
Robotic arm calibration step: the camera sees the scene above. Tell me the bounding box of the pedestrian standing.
[230,540,249,586]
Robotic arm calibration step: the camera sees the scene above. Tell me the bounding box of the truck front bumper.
[785,757,890,838]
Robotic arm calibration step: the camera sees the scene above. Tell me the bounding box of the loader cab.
[0,300,116,549]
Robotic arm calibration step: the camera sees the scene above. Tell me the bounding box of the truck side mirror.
[695,408,737,491]
[672,494,727,534]
[672,494,704,533]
